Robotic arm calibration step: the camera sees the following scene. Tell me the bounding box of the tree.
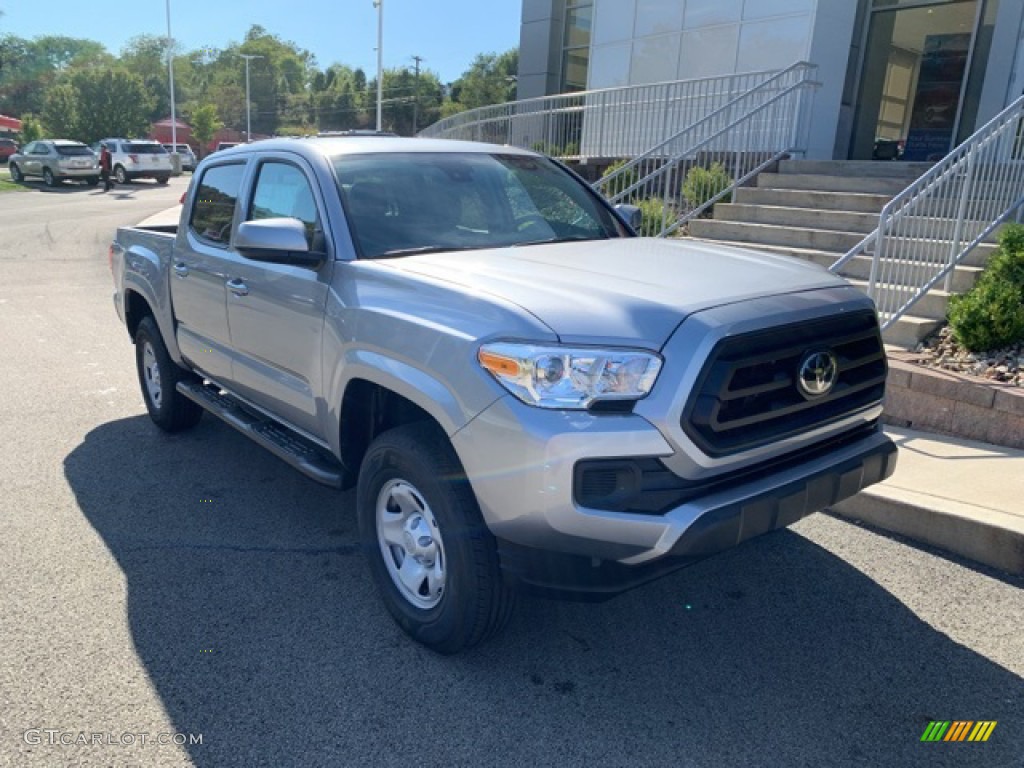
[41,83,78,138]
[70,69,155,143]
[447,49,518,111]
[189,104,222,157]
[119,35,173,122]
[18,113,43,143]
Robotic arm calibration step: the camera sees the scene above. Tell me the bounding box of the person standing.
[99,142,113,192]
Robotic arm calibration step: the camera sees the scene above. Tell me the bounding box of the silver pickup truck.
[111,137,897,653]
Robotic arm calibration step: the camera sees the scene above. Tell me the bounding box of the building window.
[561,1,593,92]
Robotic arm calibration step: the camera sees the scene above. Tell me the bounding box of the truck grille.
[681,309,886,457]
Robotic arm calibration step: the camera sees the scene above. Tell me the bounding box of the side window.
[189,163,246,246]
[21,142,36,154]
[247,161,320,249]
[32,143,49,155]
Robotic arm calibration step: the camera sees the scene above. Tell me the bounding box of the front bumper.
[453,396,896,599]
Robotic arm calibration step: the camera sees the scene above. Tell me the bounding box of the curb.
[831,490,1024,576]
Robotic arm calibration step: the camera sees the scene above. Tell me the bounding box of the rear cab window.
[189,163,246,246]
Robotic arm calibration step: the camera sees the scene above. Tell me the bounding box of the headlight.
[478,342,662,409]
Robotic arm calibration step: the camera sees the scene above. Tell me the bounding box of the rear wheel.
[9,163,23,182]
[115,165,128,185]
[357,423,515,654]
[156,175,170,185]
[134,316,203,432]
[86,177,99,187]
[42,168,56,187]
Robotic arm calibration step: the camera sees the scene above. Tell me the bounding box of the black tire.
[43,168,56,187]
[357,423,515,654]
[9,163,23,182]
[134,316,203,432]
[156,175,170,185]
[114,165,128,185]
[86,177,99,187]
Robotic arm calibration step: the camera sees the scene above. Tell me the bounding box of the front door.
[850,0,995,161]
[224,157,332,439]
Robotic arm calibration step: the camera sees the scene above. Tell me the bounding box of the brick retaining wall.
[883,354,1024,450]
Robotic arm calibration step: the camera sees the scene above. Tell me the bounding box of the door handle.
[227,278,249,297]
[173,262,189,277]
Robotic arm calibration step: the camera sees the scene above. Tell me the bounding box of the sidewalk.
[831,426,1024,575]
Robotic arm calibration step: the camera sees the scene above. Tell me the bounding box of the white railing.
[419,69,785,159]
[830,94,1024,330]
[594,63,819,236]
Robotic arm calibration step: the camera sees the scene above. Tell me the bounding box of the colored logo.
[920,721,997,742]
[797,349,838,399]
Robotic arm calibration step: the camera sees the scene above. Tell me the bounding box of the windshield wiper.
[373,244,482,259]
[513,234,608,247]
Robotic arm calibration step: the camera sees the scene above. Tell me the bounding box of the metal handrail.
[418,68,784,159]
[830,93,1024,330]
[593,63,819,236]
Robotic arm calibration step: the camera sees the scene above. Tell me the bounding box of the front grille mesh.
[681,310,886,457]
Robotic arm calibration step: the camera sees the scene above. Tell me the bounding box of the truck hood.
[385,238,849,347]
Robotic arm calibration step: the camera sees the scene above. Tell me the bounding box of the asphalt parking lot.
[0,173,1022,768]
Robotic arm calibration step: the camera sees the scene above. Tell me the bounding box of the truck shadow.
[64,416,1023,768]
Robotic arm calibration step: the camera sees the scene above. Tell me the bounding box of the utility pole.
[373,0,383,131]
[238,53,264,142]
[411,55,423,135]
[165,0,177,154]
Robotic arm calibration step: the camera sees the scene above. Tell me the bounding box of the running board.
[177,380,350,488]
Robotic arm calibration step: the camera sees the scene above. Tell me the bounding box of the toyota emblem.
[797,350,838,399]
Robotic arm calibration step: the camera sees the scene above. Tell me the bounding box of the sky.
[0,0,523,84]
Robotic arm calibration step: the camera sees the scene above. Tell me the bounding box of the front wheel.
[357,423,515,654]
[114,165,128,185]
[134,316,203,432]
[9,163,23,182]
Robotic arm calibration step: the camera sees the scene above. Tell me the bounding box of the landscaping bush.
[948,224,1024,352]
[636,197,674,237]
[600,159,639,199]
[682,162,733,213]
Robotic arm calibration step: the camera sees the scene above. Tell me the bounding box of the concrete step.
[757,172,911,195]
[688,219,865,252]
[822,254,982,294]
[690,240,997,270]
[879,315,944,348]
[733,187,892,213]
[715,203,879,234]
[845,278,952,321]
[778,159,934,179]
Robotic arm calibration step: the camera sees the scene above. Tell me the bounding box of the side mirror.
[235,218,323,267]
[615,204,643,232]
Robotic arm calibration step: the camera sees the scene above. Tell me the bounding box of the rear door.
[223,154,333,438]
[170,161,247,383]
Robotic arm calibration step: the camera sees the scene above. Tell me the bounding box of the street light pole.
[373,0,383,131]
[238,54,264,142]
[165,0,176,152]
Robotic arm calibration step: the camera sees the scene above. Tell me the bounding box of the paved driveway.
[1,179,1021,767]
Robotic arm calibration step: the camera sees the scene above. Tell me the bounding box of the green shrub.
[636,197,674,237]
[948,224,1024,352]
[682,162,733,212]
[600,159,639,199]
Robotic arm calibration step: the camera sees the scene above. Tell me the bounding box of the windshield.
[333,152,628,259]
[55,145,93,157]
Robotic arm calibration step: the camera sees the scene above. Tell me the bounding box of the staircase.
[687,159,1000,348]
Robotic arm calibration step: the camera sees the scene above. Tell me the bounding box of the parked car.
[95,138,172,184]
[110,137,897,653]
[0,138,18,163]
[213,141,241,152]
[8,140,99,186]
[162,143,197,172]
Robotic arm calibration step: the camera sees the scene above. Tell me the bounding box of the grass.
[0,165,26,193]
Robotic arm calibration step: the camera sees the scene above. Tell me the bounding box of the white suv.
[162,143,197,172]
[98,139,173,184]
